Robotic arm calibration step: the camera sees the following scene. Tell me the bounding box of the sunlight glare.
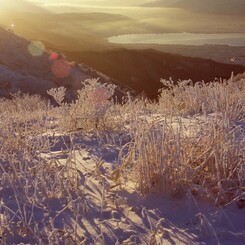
[51,59,71,78]
[28,41,45,57]
[49,52,59,60]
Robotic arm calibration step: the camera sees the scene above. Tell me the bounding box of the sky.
[24,0,153,14]
[27,0,151,7]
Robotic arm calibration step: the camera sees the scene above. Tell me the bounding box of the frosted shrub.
[0,94,93,244]
[0,128,86,244]
[0,93,48,118]
[0,94,51,158]
[158,79,198,115]
[47,86,66,106]
[120,75,245,205]
[0,73,244,243]
[205,79,245,121]
[74,78,116,130]
[47,78,116,132]
[158,76,245,121]
[119,115,245,204]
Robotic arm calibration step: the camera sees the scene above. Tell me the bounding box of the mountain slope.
[0,26,127,100]
[1,26,244,101]
[64,48,245,98]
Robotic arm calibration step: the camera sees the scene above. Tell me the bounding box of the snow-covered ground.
[0,101,244,244]
[1,129,243,244]
[38,131,244,245]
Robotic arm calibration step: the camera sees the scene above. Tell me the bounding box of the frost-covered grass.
[120,74,245,204]
[0,75,244,244]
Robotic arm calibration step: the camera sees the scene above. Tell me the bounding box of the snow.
[1,123,241,244]
[37,131,244,244]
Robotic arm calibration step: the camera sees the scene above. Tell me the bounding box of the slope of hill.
[64,48,245,99]
[1,25,244,101]
[0,27,128,100]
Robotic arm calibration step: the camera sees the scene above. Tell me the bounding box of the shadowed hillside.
[64,48,245,98]
[0,27,128,100]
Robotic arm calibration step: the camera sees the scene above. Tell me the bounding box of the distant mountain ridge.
[142,0,181,7]
[143,0,245,15]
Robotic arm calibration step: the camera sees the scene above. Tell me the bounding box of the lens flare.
[89,87,110,109]
[28,41,45,57]
[52,59,71,78]
[49,52,59,60]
